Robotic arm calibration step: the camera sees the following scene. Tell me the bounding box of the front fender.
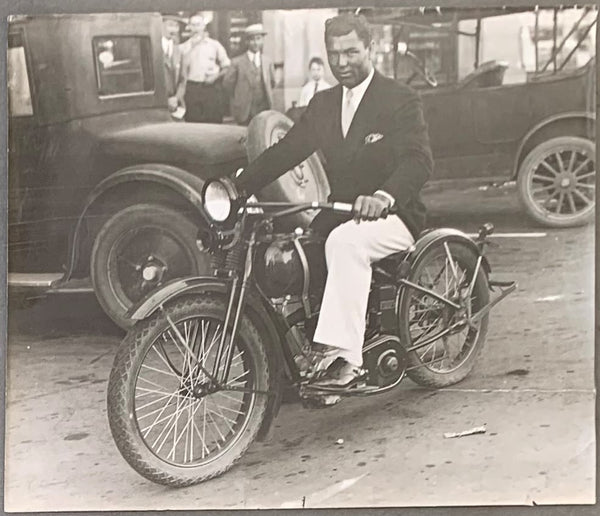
[127,275,285,442]
[409,228,491,275]
[64,164,211,281]
[127,275,226,321]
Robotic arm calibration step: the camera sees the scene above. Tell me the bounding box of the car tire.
[91,203,210,329]
[246,110,330,228]
[517,136,595,228]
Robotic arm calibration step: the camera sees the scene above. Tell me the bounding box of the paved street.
[4,184,596,511]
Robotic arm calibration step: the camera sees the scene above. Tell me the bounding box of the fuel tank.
[254,232,326,299]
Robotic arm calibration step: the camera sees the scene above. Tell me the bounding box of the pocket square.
[365,133,384,144]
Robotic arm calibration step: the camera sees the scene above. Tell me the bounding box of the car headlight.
[203,181,232,222]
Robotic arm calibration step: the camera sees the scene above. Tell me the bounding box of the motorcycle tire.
[398,242,490,388]
[107,294,270,487]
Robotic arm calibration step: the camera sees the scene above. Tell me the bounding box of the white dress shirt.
[162,36,173,59]
[341,67,394,207]
[298,78,331,106]
[247,50,261,68]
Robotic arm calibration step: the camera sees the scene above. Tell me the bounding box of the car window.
[93,36,154,97]
[8,31,34,117]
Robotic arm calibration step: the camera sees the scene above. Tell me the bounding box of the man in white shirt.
[224,24,276,125]
[298,56,331,106]
[178,14,231,123]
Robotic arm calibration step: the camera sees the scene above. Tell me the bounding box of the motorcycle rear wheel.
[107,294,270,487]
[398,242,489,388]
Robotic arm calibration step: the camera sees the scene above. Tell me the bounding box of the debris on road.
[335,438,344,445]
[535,295,564,302]
[443,425,487,439]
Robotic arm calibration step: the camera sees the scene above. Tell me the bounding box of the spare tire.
[246,110,330,229]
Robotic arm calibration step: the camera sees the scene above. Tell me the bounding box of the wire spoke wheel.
[399,242,489,387]
[518,136,595,227]
[107,295,270,487]
[135,317,252,466]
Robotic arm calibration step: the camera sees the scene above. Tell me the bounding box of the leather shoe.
[310,358,366,388]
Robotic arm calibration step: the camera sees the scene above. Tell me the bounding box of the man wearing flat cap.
[223,23,276,125]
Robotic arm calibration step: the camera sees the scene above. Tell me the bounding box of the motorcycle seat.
[372,228,434,274]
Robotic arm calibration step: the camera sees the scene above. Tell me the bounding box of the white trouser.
[312,215,415,367]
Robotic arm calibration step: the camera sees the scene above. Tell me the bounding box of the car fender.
[63,164,211,281]
[128,275,285,441]
[513,111,596,179]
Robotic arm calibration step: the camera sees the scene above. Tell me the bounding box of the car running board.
[8,273,93,293]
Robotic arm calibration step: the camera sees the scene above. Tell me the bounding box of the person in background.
[298,56,332,106]
[161,15,183,114]
[223,24,276,125]
[177,13,230,123]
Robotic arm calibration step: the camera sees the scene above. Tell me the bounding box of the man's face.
[162,19,179,40]
[326,30,373,88]
[247,34,264,53]
[189,16,206,37]
[309,63,324,81]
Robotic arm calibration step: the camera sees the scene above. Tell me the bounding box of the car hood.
[98,122,248,166]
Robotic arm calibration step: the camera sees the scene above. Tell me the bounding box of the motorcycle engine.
[254,233,326,299]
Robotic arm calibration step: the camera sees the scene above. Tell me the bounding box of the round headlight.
[203,181,232,222]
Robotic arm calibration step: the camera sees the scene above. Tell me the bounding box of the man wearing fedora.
[223,23,276,125]
[161,15,184,115]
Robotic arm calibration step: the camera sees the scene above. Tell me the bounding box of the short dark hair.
[324,13,371,48]
[308,56,324,68]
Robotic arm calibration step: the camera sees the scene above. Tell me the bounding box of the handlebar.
[247,201,351,212]
[245,200,396,219]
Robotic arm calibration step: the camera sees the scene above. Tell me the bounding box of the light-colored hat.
[245,23,267,37]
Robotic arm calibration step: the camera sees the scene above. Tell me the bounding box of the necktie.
[313,80,319,96]
[341,89,355,138]
[254,53,260,68]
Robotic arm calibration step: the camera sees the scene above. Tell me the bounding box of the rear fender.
[396,228,491,324]
[128,275,284,441]
[64,164,211,281]
[408,228,491,275]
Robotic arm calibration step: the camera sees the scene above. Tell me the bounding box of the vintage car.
[384,7,596,228]
[7,13,327,328]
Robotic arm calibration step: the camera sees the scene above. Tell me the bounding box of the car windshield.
[364,6,596,87]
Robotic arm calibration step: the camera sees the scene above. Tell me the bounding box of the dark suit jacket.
[236,70,433,237]
[163,43,182,97]
[223,53,276,124]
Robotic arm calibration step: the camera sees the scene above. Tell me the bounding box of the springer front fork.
[211,230,258,386]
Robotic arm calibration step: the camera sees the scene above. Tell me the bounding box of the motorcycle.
[106,176,516,487]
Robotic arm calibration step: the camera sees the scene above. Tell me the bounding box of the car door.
[8,28,48,271]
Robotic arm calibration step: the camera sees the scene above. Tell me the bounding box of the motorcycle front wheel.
[107,294,270,487]
[398,242,490,388]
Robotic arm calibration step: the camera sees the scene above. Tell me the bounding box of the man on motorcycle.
[235,13,433,388]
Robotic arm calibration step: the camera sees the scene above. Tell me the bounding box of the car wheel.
[518,136,595,227]
[246,110,330,228]
[91,203,210,329]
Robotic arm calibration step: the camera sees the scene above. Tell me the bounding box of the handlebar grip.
[331,202,354,213]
